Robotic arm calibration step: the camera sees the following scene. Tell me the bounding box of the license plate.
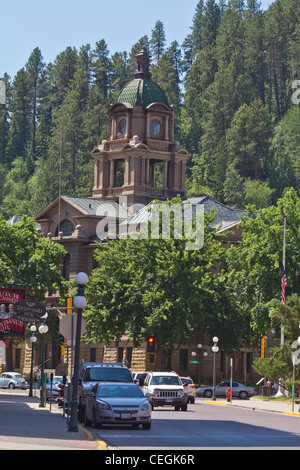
[166,398,173,402]
[121,413,131,419]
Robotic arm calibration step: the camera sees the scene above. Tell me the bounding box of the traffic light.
[147,336,155,353]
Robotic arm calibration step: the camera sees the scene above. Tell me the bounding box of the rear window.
[84,367,133,382]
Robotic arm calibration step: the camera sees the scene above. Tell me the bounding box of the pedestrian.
[226,387,231,402]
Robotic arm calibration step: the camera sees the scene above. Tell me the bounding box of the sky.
[0,0,274,80]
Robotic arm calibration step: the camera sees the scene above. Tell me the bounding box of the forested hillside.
[1,0,300,218]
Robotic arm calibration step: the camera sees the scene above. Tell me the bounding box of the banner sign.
[14,300,46,323]
[0,288,26,338]
[0,318,25,337]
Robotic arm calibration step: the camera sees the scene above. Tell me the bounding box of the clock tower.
[92,50,189,212]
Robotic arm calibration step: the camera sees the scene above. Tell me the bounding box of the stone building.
[16,50,258,385]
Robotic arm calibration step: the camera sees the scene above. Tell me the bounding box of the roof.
[117,78,169,109]
[35,196,128,220]
[121,196,245,232]
[63,197,128,219]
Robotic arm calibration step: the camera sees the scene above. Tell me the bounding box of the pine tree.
[150,21,166,63]
[25,47,45,162]
[5,68,31,168]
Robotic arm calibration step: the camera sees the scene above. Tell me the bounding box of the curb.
[78,425,108,450]
[203,399,300,417]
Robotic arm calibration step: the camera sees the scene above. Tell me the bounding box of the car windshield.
[15,374,23,380]
[151,375,181,385]
[97,384,144,398]
[86,367,132,382]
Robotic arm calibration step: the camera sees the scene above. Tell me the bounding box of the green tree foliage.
[226,188,300,338]
[0,217,67,300]
[84,199,245,358]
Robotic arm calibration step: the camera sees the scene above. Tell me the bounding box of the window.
[90,348,96,362]
[118,119,127,135]
[150,119,161,136]
[118,347,124,363]
[179,349,188,370]
[126,347,132,368]
[55,220,75,237]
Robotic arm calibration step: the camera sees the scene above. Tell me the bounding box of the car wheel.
[8,383,15,390]
[190,397,195,404]
[204,390,212,398]
[143,422,151,430]
[239,391,248,400]
[181,404,188,411]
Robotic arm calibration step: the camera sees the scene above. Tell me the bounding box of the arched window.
[55,219,75,236]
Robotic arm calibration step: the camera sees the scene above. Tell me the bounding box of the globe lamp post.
[68,272,88,433]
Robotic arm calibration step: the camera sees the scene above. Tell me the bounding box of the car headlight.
[96,400,111,410]
[139,402,151,411]
[152,389,160,397]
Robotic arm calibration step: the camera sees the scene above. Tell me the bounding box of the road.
[92,400,300,450]
[1,391,300,451]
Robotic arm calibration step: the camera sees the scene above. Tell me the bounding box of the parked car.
[196,381,257,400]
[84,381,151,429]
[142,371,188,410]
[46,375,69,399]
[77,362,134,422]
[180,376,196,403]
[0,372,29,390]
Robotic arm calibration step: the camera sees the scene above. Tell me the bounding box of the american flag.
[281,265,287,303]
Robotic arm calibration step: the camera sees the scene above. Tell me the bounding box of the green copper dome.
[117,78,169,109]
[116,49,169,109]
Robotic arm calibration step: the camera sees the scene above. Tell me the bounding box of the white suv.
[143,371,188,411]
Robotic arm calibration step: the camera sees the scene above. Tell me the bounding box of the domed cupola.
[117,49,170,109]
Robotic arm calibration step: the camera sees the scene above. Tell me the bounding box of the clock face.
[118,119,127,135]
[150,119,161,136]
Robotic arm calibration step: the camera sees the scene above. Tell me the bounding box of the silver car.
[196,381,257,400]
[0,372,29,389]
[84,382,151,429]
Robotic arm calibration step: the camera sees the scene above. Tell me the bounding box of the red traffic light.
[147,336,155,352]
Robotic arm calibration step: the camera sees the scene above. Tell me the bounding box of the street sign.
[59,313,86,341]
[14,300,46,323]
[189,360,200,364]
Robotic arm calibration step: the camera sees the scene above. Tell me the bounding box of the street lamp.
[29,325,37,397]
[212,336,219,401]
[68,272,88,433]
[192,344,204,387]
[38,322,49,407]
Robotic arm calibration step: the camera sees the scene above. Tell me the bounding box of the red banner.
[0,288,26,338]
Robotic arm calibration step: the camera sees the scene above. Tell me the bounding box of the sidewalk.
[0,390,106,450]
[201,396,300,416]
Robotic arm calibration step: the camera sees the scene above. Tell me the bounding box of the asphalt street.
[0,390,300,451]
